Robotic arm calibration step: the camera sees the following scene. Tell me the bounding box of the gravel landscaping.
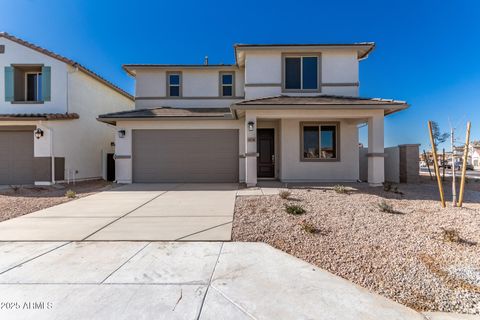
[0,180,112,222]
[232,179,480,314]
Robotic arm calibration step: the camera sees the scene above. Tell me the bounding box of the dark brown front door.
[107,153,115,181]
[257,129,275,178]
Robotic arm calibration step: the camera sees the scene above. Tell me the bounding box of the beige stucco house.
[0,33,134,185]
[469,143,480,169]
[98,43,408,186]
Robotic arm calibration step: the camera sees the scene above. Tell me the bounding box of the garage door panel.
[133,129,239,183]
[0,131,34,185]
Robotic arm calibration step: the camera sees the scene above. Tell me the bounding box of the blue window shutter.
[4,66,14,102]
[41,66,51,101]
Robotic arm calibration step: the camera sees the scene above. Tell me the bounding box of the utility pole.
[442,148,446,182]
[451,128,457,207]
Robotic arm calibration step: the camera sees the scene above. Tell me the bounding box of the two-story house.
[469,143,480,169]
[0,33,134,185]
[98,43,408,186]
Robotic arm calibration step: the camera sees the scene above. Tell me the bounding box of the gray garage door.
[0,130,34,185]
[132,129,239,183]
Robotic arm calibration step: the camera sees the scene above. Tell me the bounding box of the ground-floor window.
[300,122,339,161]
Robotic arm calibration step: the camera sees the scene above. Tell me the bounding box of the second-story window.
[284,56,319,91]
[220,72,234,97]
[167,72,181,97]
[4,65,51,103]
[26,72,43,101]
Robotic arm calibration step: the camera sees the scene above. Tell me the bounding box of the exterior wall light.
[34,128,44,139]
[247,121,255,132]
[118,130,126,138]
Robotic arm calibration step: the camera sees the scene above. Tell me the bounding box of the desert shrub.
[285,204,306,215]
[383,182,404,195]
[442,228,460,243]
[279,190,291,199]
[65,189,76,199]
[9,185,20,193]
[378,200,396,213]
[392,186,404,196]
[302,222,320,234]
[383,182,392,192]
[333,185,348,194]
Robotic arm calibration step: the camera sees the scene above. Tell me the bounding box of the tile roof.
[0,113,79,120]
[234,43,375,58]
[0,32,133,100]
[235,95,407,106]
[233,95,409,115]
[97,107,234,124]
[234,42,375,47]
[122,64,237,76]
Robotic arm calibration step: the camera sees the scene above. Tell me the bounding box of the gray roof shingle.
[234,95,407,106]
[0,113,79,120]
[97,107,234,124]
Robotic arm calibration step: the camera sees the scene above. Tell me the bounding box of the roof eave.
[0,32,133,101]
[0,115,80,121]
[122,64,238,77]
[358,43,376,60]
[231,103,409,115]
[122,65,136,77]
[97,115,235,125]
[234,43,376,65]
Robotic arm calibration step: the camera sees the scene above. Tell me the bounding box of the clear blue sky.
[1,0,479,150]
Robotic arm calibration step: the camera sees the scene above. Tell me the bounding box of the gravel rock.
[0,180,112,222]
[232,180,480,314]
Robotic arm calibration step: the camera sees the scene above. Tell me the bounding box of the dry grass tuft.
[279,190,291,199]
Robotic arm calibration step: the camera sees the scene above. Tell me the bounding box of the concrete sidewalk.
[0,241,454,320]
[0,183,237,241]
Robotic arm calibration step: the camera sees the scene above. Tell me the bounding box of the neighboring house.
[469,144,480,169]
[98,43,408,186]
[0,33,134,185]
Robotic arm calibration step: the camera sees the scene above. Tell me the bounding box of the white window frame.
[167,72,182,97]
[219,72,235,97]
[24,71,42,101]
[282,54,321,93]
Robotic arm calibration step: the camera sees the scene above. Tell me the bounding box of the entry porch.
[239,109,386,187]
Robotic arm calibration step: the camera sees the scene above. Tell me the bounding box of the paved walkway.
[0,183,237,241]
[0,241,437,320]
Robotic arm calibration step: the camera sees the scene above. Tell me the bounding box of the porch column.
[367,113,385,186]
[245,111,257,187]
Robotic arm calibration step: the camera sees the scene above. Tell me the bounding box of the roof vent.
[204,56,208,65]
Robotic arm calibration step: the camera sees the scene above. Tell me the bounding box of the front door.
[257,129,275,178]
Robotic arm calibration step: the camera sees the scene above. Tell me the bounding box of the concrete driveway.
[0,183,237,241]
[0,241,429,320]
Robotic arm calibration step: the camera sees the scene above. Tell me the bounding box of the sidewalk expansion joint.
[196,242,224,320]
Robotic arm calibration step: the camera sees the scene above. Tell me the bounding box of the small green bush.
[65,189,76,199]
[378,200,395,213]
[285,204,306,215]
[333,185,348,194]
